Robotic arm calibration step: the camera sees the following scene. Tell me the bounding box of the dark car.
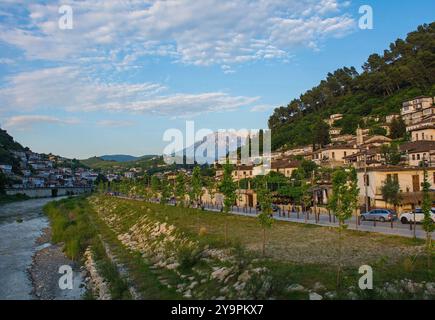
[360,209,397,222]
[256,203,279,213]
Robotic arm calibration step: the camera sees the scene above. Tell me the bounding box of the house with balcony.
[400,140,435,167]
[357,166,435,212]
[401,96,434,125]
[406,118,435,141]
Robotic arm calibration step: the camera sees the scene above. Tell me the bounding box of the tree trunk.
[427,232,432,270]
[224,218,228,246]
[262,227,266,257]
[337,223,342,290]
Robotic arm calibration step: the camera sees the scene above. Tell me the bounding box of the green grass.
[92,195,434,298]
[45,196,179,299]
[45,195,435,299]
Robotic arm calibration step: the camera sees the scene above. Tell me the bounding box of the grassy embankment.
[44,195,434,300]
[43,196,177,299]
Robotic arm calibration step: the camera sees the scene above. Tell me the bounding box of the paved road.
[201,204,432,240]
[117,196,433,240]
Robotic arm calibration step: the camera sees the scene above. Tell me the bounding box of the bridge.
[5,186,93,198]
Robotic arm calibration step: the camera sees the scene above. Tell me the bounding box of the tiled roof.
[400,140,435,153]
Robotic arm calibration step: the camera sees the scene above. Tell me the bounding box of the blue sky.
[0,0,434,159]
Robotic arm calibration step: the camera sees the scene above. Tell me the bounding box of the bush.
[178,246,202,270]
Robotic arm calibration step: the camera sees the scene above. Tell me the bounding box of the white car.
[400,208,435,224]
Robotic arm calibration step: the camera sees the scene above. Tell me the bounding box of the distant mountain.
[99,154,157,162]
[100,154,140,162]
[179,131,250,164]
[81,154,162,170]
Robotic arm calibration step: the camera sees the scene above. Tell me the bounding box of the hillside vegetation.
[0,128,25,171]
[81,155,164,171]
[268,22,435,151]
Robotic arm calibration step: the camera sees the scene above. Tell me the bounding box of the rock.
[287,284,305,292]
[211,267,232,282]
[313,282,326,291]
[166,262,180,270]
[237,271,251,283]
[324,291,336,299]
[309,292,323,300]
[189,281,198,290]
[183,289,192,298]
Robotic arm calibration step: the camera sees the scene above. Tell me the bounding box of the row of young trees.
[97,160,433,284]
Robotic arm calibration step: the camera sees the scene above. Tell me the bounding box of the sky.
[0,0,434,159]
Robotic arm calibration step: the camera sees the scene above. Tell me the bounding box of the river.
[0,197,85,300]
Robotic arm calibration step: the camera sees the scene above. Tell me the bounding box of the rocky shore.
[28,227,86,300]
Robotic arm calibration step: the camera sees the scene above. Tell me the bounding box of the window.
[364,174,369,186]
[344,151,347,157]
[422,133,425,140]
[417,154,421,160]
[332,152,335,159]
[412,154,416,160]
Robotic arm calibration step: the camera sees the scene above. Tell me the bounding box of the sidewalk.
[116,196,433,240]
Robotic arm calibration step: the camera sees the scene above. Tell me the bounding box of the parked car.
[400,208,435,224]
[360,209,397,222]
[256,203,279,213]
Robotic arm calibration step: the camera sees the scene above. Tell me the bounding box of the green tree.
[160,178,172,205]
[190,166,204,207]
[421,167,434,270]
[205,177,217,204]
[380,176,402,210]
[328,167,359,289]
[313,118,330,149]
[381,144,402,165]
[151,176,161,198]
[255,177,274,256]
[219,160,237,244]
[175,172,186,206]
[389,117,407,139]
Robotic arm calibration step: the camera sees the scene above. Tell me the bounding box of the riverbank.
[29,227,85,300]
[0,197,85,300]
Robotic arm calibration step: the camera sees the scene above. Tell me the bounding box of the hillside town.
[135,96,435,216]
[0,137,99,189]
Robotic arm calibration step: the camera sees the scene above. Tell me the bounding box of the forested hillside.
[268,22,435,151]
[0,128,25,170]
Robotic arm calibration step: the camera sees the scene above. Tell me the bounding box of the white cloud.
[96,120,135,128]
[0,0,356,68]
[250,104,276,112]
[0,66,260,117]
[3,115,80,129]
